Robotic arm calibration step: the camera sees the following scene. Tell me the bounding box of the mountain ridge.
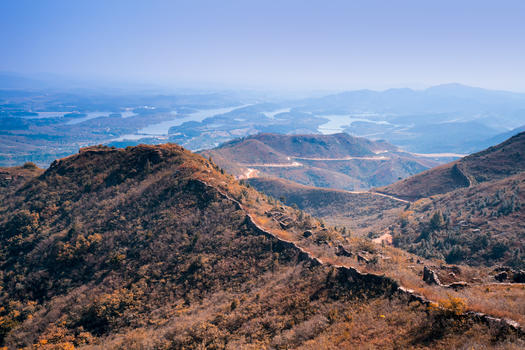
[376,131,525,201]
[201,132,438,191]
[0,143,524,348]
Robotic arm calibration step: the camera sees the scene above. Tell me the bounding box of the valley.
[244,132,525,269]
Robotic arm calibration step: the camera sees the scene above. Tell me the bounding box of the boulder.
[423,266,442,286]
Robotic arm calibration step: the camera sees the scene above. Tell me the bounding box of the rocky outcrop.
[265,208,295,229]
[423,266,442,285]
[357,253,370,264]
[513,270,525,283]
[336,245,353,257]
[423,266,468,289]
[491,269,525,283]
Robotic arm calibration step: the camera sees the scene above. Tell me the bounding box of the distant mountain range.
[293,83,525,153]
[298,83,525,120]
[1,79,525,165]
[201,133,441,190]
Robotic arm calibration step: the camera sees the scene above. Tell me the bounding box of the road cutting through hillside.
[367,191,410,203]
[239,155,390,168]
[240,169,411,203]
[293,155,389,161]
[239,161,304,167]
[343,189,410,204]
[411,152,466,158]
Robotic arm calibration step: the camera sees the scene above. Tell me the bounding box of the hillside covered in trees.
[0,144,523,349]
[371,133,525,267]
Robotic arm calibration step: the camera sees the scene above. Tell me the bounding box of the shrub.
[22,162,38,169]
[438,296,466,316]
[429,211,445,231]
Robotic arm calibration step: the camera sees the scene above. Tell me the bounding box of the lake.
[317,114,391,134]
[112,105,251,141]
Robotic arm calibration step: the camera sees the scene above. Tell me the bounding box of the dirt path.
[368,191,410,203]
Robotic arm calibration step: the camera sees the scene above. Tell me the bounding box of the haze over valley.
[2,80,524,169]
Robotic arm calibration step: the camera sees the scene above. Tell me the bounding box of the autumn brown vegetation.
[0,144,523,349]
[368,133,525,268]
[391,172,524,268]
[246,176,405,234]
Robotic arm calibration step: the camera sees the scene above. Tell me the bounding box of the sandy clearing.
[237,168,259,179]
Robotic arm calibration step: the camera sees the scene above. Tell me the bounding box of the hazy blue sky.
[1,0,524,91]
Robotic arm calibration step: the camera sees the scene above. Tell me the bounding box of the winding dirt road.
[293,155,389,161]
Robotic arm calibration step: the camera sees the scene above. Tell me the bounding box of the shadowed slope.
[377,132,525,201]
